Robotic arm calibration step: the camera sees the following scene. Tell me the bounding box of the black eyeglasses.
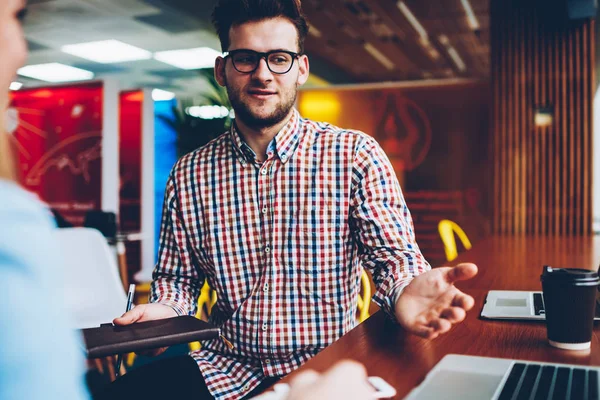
[224,49,301,74]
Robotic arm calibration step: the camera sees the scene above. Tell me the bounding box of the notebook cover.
[82,316,220,358]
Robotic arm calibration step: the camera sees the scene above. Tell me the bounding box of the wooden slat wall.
[491,0,594,235]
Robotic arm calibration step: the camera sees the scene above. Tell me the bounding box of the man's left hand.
[394,263,478,339]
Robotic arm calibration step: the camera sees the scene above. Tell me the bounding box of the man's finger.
[440,306,466,323]
[429,317,452,334]
[409,324,436,338]
[113,305,143,326]
[451,292,475,311]
[445,263,478,284]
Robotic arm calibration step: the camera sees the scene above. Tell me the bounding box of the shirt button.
[281,154,287,161]
[243,383,250,392]
[265,359,271,364]
[262,207,268,214]
[265,246,271,253]
[262,323,268,331]
[261,168,267,175]
[263,283,269,292]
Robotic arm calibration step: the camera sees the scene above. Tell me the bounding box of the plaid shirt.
[151,109,430,399]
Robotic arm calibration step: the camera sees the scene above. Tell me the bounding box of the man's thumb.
[113,305,143,325]
[446,263,478,283]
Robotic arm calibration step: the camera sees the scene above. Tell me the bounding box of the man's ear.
[296,54,310,87]
[215,56,227,87]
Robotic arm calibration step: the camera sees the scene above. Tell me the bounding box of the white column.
[102,79,120,214]
[134,89,156,282]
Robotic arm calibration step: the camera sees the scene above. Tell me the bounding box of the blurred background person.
[0,0,89,399]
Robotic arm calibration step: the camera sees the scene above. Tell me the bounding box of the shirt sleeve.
[349,137,431,320]
[150,170,204,316]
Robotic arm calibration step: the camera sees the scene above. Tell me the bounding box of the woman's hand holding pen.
[113,303,178,357]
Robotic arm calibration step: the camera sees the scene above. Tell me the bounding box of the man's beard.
[226,82,297,130]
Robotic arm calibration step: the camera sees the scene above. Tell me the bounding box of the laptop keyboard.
[498,362,599,400]
[533,293,545,316]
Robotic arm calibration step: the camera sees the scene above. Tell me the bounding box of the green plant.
[158,69,233,158]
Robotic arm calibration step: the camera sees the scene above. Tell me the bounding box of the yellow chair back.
[189,281,218,352]
[438,219,472,262]
[356,269,372,323]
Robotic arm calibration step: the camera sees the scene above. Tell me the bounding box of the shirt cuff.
[383,277,414,322]
[152,300,188,317]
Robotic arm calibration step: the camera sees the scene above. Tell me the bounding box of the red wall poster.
[8,82,105,225]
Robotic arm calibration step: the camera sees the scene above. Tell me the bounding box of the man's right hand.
[113,303,178,357]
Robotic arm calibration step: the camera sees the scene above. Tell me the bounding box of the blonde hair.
[0,103,15,181]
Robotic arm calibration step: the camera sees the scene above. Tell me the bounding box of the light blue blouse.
[0,179,89,399]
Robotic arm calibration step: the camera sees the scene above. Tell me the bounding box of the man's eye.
[236,57,255,64]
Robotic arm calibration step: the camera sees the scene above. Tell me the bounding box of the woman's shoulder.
[0,179,52,226]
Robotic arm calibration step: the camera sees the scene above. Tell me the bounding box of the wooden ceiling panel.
[303,0,490,83]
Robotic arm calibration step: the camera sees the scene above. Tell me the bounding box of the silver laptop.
[405,354,600,400]
[480,290,600,321]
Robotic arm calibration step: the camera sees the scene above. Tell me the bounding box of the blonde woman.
[0,0,88,398]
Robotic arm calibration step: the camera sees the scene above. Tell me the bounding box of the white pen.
[115,284,136,378]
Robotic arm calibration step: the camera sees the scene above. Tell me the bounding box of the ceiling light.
[447,47,467,72]
[61,40,152,63]
[154,47,222,70]
[363,43,395,71]
[9,82,23,91]
[396,1,428,39]
[17,63,94,82]
[428,48,441,60]
[308,23,322,38]
[438,35,450,46]
[152,89,175,101]
[460,0,481,31]
[437,36,467,72]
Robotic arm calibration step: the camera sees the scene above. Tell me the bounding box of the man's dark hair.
[212,0,309,54]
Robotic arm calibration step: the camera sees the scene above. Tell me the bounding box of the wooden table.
[279,235,600,399]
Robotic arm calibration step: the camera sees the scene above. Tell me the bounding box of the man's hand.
[284,360,374,400]
[394,263,478,339]
[113,303,178,356]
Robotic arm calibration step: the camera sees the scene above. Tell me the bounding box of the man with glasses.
[108,0,478,399]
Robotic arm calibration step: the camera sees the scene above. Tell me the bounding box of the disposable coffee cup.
[540,266,599,350]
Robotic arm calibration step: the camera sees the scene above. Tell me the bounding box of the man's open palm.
[395,263,478,339]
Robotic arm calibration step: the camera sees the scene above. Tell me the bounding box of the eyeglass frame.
[223,49,302,75]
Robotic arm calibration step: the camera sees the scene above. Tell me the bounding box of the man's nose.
[252,57,273,81]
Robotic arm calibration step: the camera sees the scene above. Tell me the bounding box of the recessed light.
[17,63,94,82]
[61,40,152,64]
[154,47,222,70]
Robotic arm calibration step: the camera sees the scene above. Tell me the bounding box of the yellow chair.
[438,219,472,262]
[356,269,372,323]
[189,281,218,352]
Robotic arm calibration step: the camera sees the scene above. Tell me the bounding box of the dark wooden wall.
[491,0,595,235]
[299,80,490,266]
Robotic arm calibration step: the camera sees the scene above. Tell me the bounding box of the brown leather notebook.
[82,316,220,358]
